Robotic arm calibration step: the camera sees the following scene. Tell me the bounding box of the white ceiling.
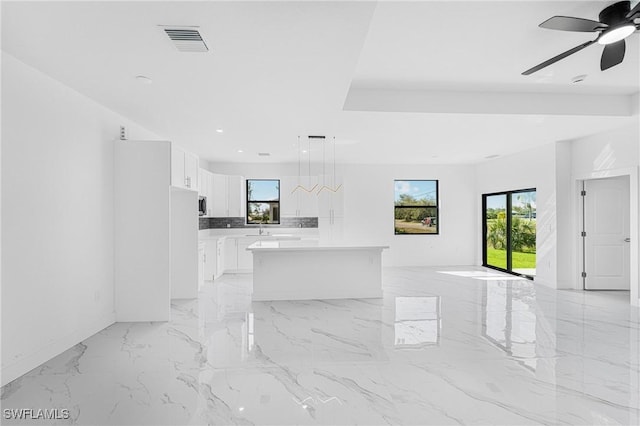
[2,1,639,165]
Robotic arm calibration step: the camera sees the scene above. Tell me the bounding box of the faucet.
[259,224,264,235]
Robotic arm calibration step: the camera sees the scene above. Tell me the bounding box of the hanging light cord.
[308,137,311,187]
[333,136,336,188]
[297,136,301,185]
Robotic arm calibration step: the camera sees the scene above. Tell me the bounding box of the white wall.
[1,52,161,385]
[474,143,558,287]
[569,122,639,306]
[472,121,639,305]
[571,124,639,176]
[209,162,477,267]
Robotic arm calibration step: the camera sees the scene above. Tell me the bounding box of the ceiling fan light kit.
[522,1,640,75]
[598,24,636,44]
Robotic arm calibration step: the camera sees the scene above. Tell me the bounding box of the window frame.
[394,179,439,235]
[246,179,281,225]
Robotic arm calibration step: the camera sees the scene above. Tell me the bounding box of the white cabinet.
[171,145,199,191]
[203,240,217,281]
[318,175,343,218]
[237,237,258,271]
[198,169,208,197]
[185,151,198,190]
[222,236,258,273]
[281,175,319,217]
[216,238,225,279]
[198,244,205,290]
[280,176,297,217]
[224,237,238,271]
[211,174,227,217]
[211,173,244,217]
[227,175,244,217]
[198,169,216,216]
[115,140,199,321]
[319,216,344,242]
[318,175,343,243]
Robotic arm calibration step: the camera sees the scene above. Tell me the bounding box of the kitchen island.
[247,240,389,301]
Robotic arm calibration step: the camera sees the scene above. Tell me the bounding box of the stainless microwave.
[198,196,207,216]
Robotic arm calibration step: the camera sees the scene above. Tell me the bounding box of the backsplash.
[199,217,318,230]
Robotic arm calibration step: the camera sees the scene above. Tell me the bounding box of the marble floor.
[2,266,640,425]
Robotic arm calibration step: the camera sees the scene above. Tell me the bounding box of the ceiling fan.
[522,1,640,75]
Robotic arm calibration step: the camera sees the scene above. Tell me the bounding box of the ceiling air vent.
[162,27,209,53]
[258,152,271,157]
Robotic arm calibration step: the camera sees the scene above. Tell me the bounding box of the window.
[246,179,280,224]
[394,180,439,235]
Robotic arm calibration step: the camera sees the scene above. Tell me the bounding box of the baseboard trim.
[1,313,115,387]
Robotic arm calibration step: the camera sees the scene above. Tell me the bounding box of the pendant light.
[292,136,317,194]
[317,136,342,194]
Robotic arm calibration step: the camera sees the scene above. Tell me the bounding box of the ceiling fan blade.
[626,1,640,18]
[522,39,596,75]
[539,16,607,32]
[600,39,626,70]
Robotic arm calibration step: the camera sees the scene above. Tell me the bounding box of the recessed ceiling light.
[216,128,224,133]
[237,149,244,153]
[135,75,152,84]
[302,150,308,153]
[571,74,587,84]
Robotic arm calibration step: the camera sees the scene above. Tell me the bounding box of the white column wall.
[1,53,160,385]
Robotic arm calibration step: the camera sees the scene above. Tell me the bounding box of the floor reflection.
[394,296,441,347]
[482,281,538,370]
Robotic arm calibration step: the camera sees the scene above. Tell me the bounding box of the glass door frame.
[482,188,536,279]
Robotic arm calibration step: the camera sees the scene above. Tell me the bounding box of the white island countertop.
[248,241,388,301]
[247,240,389,251]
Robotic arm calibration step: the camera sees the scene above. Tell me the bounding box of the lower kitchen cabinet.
[203,241,217,281]
[224,238,238,271]
[237,237,258,271]
[319,216,344,242]
[222,236,259,273]
[216,238,225,279]
[198,243,205,290]
[198,237,226,282]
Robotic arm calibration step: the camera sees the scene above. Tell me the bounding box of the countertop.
[198,228,318,241]
[247,240,389,252]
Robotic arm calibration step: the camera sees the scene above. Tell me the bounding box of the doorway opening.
[482,189,537,278]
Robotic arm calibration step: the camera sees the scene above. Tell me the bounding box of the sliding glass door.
[483,189,536,278]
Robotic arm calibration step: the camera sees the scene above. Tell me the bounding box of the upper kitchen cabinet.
[198,168,208,197]
[281,175,319,217]
[211,173,244,217]
[227,175,244,217]
[317,175,343,218]
[199,168,215,216]
[317,175,343,242]
[171,144,199,191]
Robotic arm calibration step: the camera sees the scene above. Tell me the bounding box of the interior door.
[583,176,630,290]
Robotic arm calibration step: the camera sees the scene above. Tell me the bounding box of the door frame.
[573,167,639,305]
[482,188,537,279]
